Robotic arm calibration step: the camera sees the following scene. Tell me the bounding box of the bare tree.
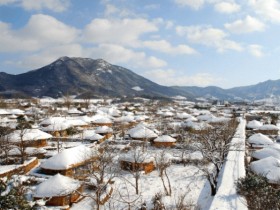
[0,126,13,164]
[82,145,118,210]
[62,93,73,110]
[109,181,141,210]
[120,146,151,195]
[155,150,172,196]
[192,119,238,196]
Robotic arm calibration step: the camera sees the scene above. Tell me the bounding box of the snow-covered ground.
[71,164,211,210]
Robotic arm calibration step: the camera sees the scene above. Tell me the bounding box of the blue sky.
[1,0,280,88]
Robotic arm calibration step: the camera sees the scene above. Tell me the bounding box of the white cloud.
[103,3,135,17]
[21,0,70,12]
[83,18,158,47]
[249,0,280,23]
[21,14,79,45]
[174,0,204,10]
[214,1,240,13]
[0,14,79,53]
[88,44,167,69]
[143,69,222,86]
[143,40,197,55]
[0,21,38,52]
[248,44,263,57]
[0,0,70,12]
[176,25,243,52]
[225,15,265,33]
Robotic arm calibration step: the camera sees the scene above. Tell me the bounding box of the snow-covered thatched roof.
[250,156,280,184]
[252,147,280,160]
[154,135,176,143]
[119,148,154,163]
[40,145,96,170]
[95,126,113,134]
[34,173,80,198]
[7,129,52,142]
[246,120,263,129]
[257,124,279,131]
[248,133,273,145]
[127,125,158,139]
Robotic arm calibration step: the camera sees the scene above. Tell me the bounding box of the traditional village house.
[40,145,97,178]
[33,173,82,208]
[6,128,52,148]
[92,116,113,127]
[247,133,274,150]
[251,146,280,161]
[126,124,158,141]
[80,130,104,143]
[119,148,155,174]
[153,135,176,147]
[246,120,263,130]
[250,156,280,186]
[255,124,279,135]
[95,126,113,140]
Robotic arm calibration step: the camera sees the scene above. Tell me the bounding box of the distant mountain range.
[0,56,279,101]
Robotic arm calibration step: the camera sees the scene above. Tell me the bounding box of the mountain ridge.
[0,56,279,101]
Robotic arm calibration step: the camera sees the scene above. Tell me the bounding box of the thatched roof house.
[6,129,52,147]
[40,145,97,177]
[247,133,274,149]
[34,173,82,207]
[153,135,176,147]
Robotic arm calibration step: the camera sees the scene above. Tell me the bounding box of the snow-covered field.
[71,164,211,210]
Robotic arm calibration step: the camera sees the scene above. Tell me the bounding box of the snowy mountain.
[0,57,193,99]
[1,56,280,100]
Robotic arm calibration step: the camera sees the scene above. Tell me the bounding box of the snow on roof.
[154,135,176,142]
[114,115,135,123]
[40,145,96,170]
[248,133,273,145]
[207,117,230,123]
[250,156,280,184]
[93,116,112,124]
[41,123,71,132]
[95,126,113,134]
[161,111,174,117]
[183,121,212,130]
[167,122,182,129]
[257,124,279,131]
[0,109,9,115]
[81,130,104,141]
[252,147,280,160]
[134,115,148,121]
[119,148,154,163]
[175,112,191,119]
[127,125,158,139]
[8,109,25,115]
[67,118,88,127]
[9,147,46,156]
[196,114,214,121]
[185,116,198,122]
[7,129,52,142]
[34,173,80,198]
[40,117,66,125]
[246,120,263,129]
